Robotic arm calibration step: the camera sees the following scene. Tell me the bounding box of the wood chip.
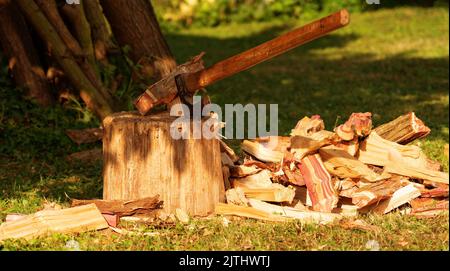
[372,184,421,214]
[373,112,430,144]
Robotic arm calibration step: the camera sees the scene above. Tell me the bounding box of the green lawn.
[0,6,448,250]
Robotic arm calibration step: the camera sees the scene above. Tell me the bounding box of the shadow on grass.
[0,24,448,207]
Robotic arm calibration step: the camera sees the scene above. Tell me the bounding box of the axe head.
[134,53,205,115]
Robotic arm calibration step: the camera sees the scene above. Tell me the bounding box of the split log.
[66,128,103,145]
[333,138,359,156]
[231,170,273,188]
[333,178,359,198]
[319,146,386,183]
[372,184,421,214]
[373,112,430,144]
[384,162,449,185]
[351,179,405,208]
[358,132,429,169]
[0,204,108,241]
[248,199,342,224]
[222,166,231,190]
[290,130,336,160]
[102,112,225,216]
[291,115,324,136]
[241,140,284,163]
[298,154,338,212]
[225,188,249,206]
[335,112,372,141]
[282,162,305,186]
[215,203,287,222]
[0,0,53,106]
[71,195,163,217]
[255,136,291,152]
[239,184,296,203]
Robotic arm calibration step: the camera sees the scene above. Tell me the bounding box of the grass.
[0,6,449,250]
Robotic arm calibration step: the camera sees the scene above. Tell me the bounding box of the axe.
[134,9,350,115]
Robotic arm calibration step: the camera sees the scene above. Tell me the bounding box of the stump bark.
[102,112,225,216]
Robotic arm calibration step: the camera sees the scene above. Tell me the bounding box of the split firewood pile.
[217,112,449,224]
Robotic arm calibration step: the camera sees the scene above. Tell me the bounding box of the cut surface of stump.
[102,111,225,216]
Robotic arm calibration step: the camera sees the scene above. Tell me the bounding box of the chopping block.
[102,111,225,216]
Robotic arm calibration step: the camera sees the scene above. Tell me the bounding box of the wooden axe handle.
[183,9,349,92]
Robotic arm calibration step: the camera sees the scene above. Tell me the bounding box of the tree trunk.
[60,1,96,68]
[100,0,177,82]
[15,0,114,120]
[102,112,225,216]
[0,0,54,106]
[83,0,116,61]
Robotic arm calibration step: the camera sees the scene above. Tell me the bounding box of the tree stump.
[102,111,225,216]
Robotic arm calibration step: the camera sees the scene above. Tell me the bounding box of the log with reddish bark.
[0,0,53,106]
[373,112,430,144]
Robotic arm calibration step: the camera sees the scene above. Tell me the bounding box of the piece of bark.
[222,166,231,190]
[335,112,372,141]
[373,112,430,144]
[239,184,296,203]
[215,203,287,222]
[248,199,342,224]
[319,146,386,183]
[221,152,235,167]
[241,140,284,163]
[298,154,338,212]
[291,115,325,136]
[372,184,421,214]
[66,128,103,145]
[0,204,108,241]
[66,148,102,163]
[225,187,249,206]
[229,165,261,178]
[351,179,405,208]
[71,196,163,217]
[290,130,336,160]
[384,162,449,185]
[419,186,449,198]
[410,198,449,215]
[219,140,240,162]
[358,132,429,169]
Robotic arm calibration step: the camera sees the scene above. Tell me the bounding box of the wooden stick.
[384,162,449,185]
